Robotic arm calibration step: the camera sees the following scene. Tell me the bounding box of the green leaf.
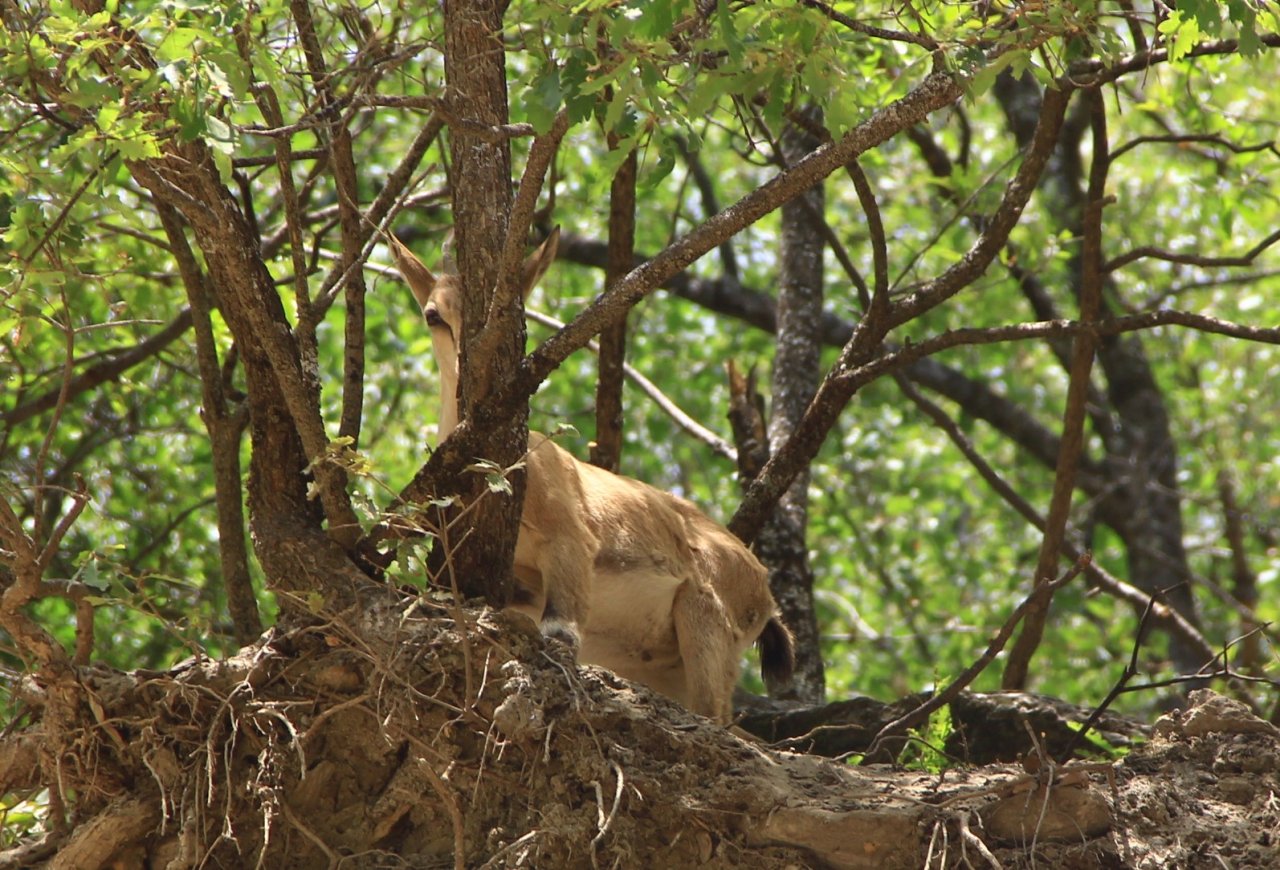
[594,133,639,181]
[717,0,743,63]
[522,65,563,135]
[1226,0,1261,55]
[78,557,111,592]
[561,50,597,125]
[969,50,1021,98]
[826,95,860,137]
[64,76,120,110]
[96,103,121,133]
[640,135,676,191]
[204,116,236,181]
[636,0,675,40]
[1185,0,1223,35]
[1157,10,1201,63]
[115,135,161,161]
[207,50,251,100]
[172,94,207,141]
[601,76,636,135]
[156,26,202,64]
[210,147,233,184]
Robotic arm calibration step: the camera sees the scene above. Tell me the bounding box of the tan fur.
[391,229,792,723]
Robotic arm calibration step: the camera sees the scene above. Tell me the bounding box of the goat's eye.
[424,305,444,327]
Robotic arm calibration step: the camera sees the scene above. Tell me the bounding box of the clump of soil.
[3,600,1278,869]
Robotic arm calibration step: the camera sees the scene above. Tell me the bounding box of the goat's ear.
[519,226,560,302]
[440,228,457,275]
[388,232,436,309]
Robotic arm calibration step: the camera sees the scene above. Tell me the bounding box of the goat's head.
[390,227,561,439]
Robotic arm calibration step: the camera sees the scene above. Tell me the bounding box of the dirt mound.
[3,605,1277,868]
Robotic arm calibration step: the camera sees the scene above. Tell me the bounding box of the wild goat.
[390,228,793,723]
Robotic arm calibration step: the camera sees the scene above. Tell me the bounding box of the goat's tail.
[757,616,796,688]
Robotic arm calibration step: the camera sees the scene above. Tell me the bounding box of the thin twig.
[1110,132,1280,162]
[866,554,1091,760]
[1058,592,1162,762]
[1106,227,1280,273]
[526,310,736,460]
[796,0,938,48]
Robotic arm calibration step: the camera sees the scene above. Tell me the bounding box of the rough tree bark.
[132,145,370,612]
[156,204,260,644]
[438,0,527,605]
[753,113,828,704]
[994,72,1203,673]
[590,144,636,472]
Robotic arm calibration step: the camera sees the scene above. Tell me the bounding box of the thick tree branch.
[132,148,367,596]
[395,68,965,510]
[1068,34,1280,86]
[157,203,260,645]
[729,85,1072,543]
[1003,88,1109,690]
[477,109,570,388]
[887,86,1072,329]
[558,240,1280,498]
[591,134,637,472]
[515,69,963,414]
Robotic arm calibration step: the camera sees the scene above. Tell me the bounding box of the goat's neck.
[432,331,460,442]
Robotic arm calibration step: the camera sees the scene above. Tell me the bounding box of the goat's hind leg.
[518,526,595,652]
[671,579,737,724]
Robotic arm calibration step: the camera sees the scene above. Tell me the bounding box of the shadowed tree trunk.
[439,0,527,605]
[132,146,370,615]
[591,144,636,472]
[157,204,260,644]
[753,114,828,703]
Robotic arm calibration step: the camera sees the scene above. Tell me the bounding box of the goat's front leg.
[672,579,737,724]
[514,519,595,651]
[538,534,596,649]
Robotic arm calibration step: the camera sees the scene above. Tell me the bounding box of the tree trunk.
[440,0,526,606]
[753,114,827,703]
[591,145,636,472]
[131,146,369,613]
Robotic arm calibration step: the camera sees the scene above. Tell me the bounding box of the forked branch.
[1002,88,1109,690]
[729,85,1072,544]
[399,70,965,507]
